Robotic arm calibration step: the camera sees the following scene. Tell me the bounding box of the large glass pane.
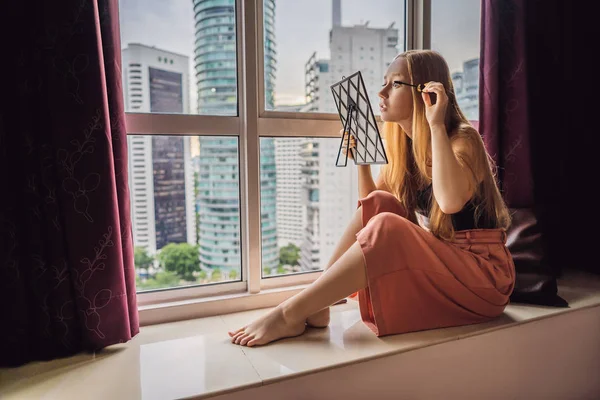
[119,0,238,116]
[264,0,406,114]
[128,135,242,291]
[431,0,481,121]
[261,137,383,277]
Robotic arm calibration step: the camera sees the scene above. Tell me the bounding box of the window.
[261,137,382,278]
[119,0,239,116]
[264,0,405,114]
[118,0,420,314]
[431,0,481,121]
[126,135,242,292]
[119,0,243,297]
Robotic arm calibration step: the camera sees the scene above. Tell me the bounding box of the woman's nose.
[378,89,387,99]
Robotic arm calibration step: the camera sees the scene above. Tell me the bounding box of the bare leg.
[228,241,367,346]
[306,205,364,328]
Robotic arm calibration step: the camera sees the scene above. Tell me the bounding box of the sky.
[119,0,480,109]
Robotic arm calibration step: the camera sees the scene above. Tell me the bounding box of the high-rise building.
[304,53,331,113]
[300,3,397,270]
[332,0,341,27]
[313,30,399,113]
[298,140,322,269]
[275,137,308,250]
[193,0,278,272]
[272,105,307,249]
[260,138,278,269]
[122,43,196,256]
[452,71,464,93]
[453,58,479,121]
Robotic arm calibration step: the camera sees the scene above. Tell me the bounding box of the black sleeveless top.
[415,183,494,231]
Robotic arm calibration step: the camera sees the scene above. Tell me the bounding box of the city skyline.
[119,0,480,109]
[120,0,482,287]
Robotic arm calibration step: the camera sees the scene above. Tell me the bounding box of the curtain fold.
[0,0,139,367]
[479,0,569,307]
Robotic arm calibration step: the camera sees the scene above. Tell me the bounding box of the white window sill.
[136,271,323,326]
[138,283,313,326]
[3,270,600,400]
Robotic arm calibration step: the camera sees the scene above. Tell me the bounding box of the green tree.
[136,271,181,290]
[229,269,238,280]
[263,267,272,276]
[198,270,207,281]
[279,243,300,266]
[134,246,154,275]
[211,268,222,282]
[276,266,286,275]
[154,271,181,286]
[157,243,201,282]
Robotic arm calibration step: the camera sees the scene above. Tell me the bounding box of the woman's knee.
[367,189,395,200]
[364,190,407,217]
[368,212,411,231]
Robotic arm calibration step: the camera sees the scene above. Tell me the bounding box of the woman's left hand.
[422,81,449,129]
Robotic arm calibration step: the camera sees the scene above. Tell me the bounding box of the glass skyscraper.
[193,0,278,273]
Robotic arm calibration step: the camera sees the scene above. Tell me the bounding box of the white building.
[453,58,479,121]
[299,2,396,270]
[307,26,399,114]
[304,54,331,113]
[273,110,308,249]
[122,43,196,256]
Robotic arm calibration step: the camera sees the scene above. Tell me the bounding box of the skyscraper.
[300,6,398,270]
[304,53,331,113]
[193,0,278,273]
[274,137,307,249]
[312,24,399,114]
[332,0,341,27]
[122,43,196,256]
[270,105,308,251]
[298,140,322,269]
[454,57,479,121]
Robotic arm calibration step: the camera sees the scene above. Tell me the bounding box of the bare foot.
[227,306,306,347]
[306,307,330,328]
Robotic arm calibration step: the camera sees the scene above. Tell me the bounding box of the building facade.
[193,0,278,272]
[300,3,397,270]
[122,43,196,256]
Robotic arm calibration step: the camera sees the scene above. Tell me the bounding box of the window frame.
[129,0,430,321]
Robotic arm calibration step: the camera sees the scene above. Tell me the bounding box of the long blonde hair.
[380,50,511,240]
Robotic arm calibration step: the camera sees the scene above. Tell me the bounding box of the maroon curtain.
[480,0,572,306]
[0,0,138,367]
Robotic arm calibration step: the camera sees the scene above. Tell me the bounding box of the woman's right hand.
[340,129,356,160]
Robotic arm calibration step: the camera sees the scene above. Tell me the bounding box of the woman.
[229,49,515,347]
